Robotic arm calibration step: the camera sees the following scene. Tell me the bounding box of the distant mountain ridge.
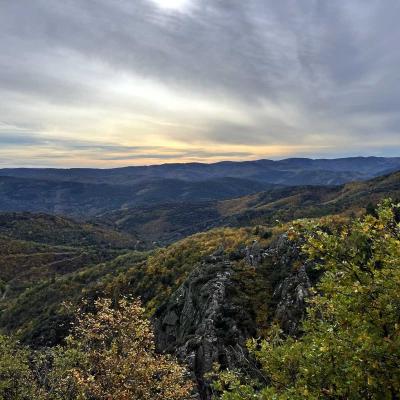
[0,157,399,218]
[1,156,400,185]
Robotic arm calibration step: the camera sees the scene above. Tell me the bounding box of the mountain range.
[1,156,400,218]
[2,156,400,185]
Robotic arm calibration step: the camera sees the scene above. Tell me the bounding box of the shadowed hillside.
[97,170,400,245]
[0,176,273,217]
[1,157,399,219]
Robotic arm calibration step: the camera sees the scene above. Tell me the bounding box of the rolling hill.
[0,176,273,217]
[1,157,399,219]
[97,170,400,245]
[0,212,140,336]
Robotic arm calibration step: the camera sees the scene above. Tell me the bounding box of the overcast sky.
[1,0,399,167]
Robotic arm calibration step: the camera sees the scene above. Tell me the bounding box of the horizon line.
[0,155,399,170]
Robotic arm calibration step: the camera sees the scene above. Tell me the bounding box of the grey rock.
[154,258,251,399]
[273,264,312,335]
[154,233,317,399]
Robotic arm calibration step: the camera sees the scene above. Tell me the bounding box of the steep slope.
[0,212,140,341]
[154,232,317,398]
[1,170,400,399]
[0,198,391,398]
[0,227,256,347]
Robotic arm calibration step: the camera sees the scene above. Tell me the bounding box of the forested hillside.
[0,168,399,399]
[0,176,273,217]
[96,170,400,245]
[1,201,399,399]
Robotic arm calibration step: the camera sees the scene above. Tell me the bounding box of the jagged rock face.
[265,234,317,335]
[154,235,317,399]
[273,264,312,335]
[154,253,252,399]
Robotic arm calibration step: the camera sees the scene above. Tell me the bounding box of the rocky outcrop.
[265,234,316,335]
[273,264,312,335]
[154,235,317,399]
[154,250,253,399]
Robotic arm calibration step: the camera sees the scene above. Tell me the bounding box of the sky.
[0,0,399,167]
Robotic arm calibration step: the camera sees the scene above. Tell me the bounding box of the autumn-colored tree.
[214,200,400,399]
[50,297,193,400]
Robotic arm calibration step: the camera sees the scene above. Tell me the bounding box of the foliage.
[45,297,193,400]
[0,335,43,399]
[0,212,138,249]
[0,297,193,400]
[143,227,259,312]
[1,226,256,347]
[0,250,149,346]
[0,212,140,346]
[214,200,400,399]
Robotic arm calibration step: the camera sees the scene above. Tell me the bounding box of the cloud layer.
[0,0,399,166]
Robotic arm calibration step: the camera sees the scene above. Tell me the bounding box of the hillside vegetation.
[0,176,273,217]
[0,213,142,345]
[2,171,400,348]
[1,202,399,399]
[0,298,193,400]
[0,212,139,247]
[97,170,400,245]
[0,167,399,399]
[0,224,264,347]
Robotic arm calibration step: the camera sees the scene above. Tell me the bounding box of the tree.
[50,297,193,400]
[214,201,400,399]
[0,335,43,400]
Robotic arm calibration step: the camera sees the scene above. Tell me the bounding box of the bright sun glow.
[150,0,190,11]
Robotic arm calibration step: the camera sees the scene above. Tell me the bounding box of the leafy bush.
[0,335,43,399]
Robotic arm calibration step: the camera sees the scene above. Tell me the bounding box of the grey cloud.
[1,0,396,102]
[0,133,46,146]
[98,150,253,161]
[0,132,165,153]
[0,0,400,161]
[0,130,253,162]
